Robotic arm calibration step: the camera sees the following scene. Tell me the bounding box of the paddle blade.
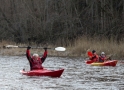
[6,45,18,48]
[55,47,66,51]
[87,51,92,57]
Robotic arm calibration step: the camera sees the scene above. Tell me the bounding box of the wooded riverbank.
[0,0,123,59]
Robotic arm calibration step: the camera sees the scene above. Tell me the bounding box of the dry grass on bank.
[0,38,124,59]
[66,37,124,59]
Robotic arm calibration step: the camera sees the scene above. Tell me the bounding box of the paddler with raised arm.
[26,46,47,70]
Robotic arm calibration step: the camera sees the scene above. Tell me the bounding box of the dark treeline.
[0,0,123,45]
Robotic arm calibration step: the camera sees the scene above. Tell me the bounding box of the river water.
[0,56,123,90]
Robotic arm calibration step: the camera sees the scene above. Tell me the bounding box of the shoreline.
[0,38,124,60]
[0,47,123,60]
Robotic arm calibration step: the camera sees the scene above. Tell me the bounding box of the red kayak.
[86,60,118,67]
[20,68,64,77]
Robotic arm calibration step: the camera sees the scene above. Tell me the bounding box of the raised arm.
[26,46,32,61]
[41,48,48,63]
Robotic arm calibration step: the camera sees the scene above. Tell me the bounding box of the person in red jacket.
[89,50,99,62]
[99,52,106,62]
[26,46,47,70]
[99,52,111,62]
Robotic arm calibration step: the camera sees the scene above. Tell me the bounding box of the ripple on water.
[0,56,123,90]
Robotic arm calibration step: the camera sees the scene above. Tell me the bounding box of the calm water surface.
[0,56,123,90]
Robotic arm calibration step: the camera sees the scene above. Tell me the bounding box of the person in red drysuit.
[26,46,47,70]
[89,50,99,62]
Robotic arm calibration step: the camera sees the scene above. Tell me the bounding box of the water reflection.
[0,56,123,90]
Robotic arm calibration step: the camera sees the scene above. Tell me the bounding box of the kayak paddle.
[5,45,66,51]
